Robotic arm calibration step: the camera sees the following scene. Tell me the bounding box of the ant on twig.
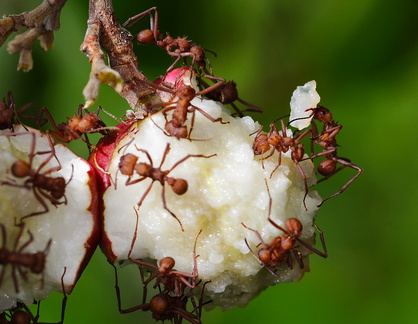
[0,267,68,324]
[0,223,52,293]
[0,132,73,223]
[123,7,214,73]
[41,105,110,150]
[117,143,216,231]
[252,118,313,209]
[242,181,327,276]
[198,79,263,117]
[290,105,363,206]
[127,208,201,296]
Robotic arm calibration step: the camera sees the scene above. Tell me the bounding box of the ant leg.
[123,6,158,28]
[161,185,184,232]
[318,157,362,207]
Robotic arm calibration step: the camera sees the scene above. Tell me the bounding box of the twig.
[81,0,161,112]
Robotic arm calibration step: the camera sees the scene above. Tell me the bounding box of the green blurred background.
[1,0,418,323]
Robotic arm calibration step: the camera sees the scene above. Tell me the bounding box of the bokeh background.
[1,0,418,323]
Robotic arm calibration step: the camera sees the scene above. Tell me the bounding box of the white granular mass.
[103,93,322,309]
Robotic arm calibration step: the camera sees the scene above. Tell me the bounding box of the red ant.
[241,182,327,276]
[114,257,208,324]
[0,267,68,324]
[117,143,215,231]
[123,7,213,73]
[198,79,263,117]
[0,223,51,293]
[41,105,109,149]
[0,132,73,223]
[0,92,41,131]
[127,208,201,296]
[252,119,313,209]
[142,74,228,140]
[291,105,363,206]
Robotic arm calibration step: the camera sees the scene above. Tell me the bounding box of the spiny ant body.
[143,73,228,140]
[252,119,312,209]
[127,209,201,296]
[242,182,327,276]
[123,7,213,73]
[300,105,363,206]
[0,224,51,293]
[118,143,215,231]
[41,105,108,148]
[0,132,73,222]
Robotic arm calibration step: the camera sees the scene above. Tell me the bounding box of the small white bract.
[102,88,322,309]
[289,80,321,130]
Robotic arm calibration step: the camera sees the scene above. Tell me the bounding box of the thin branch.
[81,0,161,112]
[0,0,67,71]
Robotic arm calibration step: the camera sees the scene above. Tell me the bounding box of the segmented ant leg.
[160,186,185,232]
[318,157,362,207]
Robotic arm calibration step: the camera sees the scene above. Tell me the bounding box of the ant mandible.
[118,142,216,231]
[123,7,213,73]
[242,182,327,276]
[0,132,73,223]
[0,223,52,293]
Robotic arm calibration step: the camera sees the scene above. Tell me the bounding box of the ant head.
[190,45,205,61]
[118,154,138,176]
[314,105,333,123]
[11,160,31,178]
[258,249,272,264]
[50,178,66,199]
[219,81,238,104]
[285,218,302,237]
[137,29,154,44]
[168,178,188,195]
[159,256,175,272]
[10,309,31,324]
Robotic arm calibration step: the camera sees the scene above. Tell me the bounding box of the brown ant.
[0,132,73,223]
[291,105,363,206]
[127,208,201,296]
[198,79,263,117]
[123,7,213,73]
[0,92,42,131]
[118,143,215,231]
[0,223,52,293]
[241,182,327,276]
[41,105,109,149]
[252,119,313,209]
[114,257,208,324]
[142,74,228,140]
